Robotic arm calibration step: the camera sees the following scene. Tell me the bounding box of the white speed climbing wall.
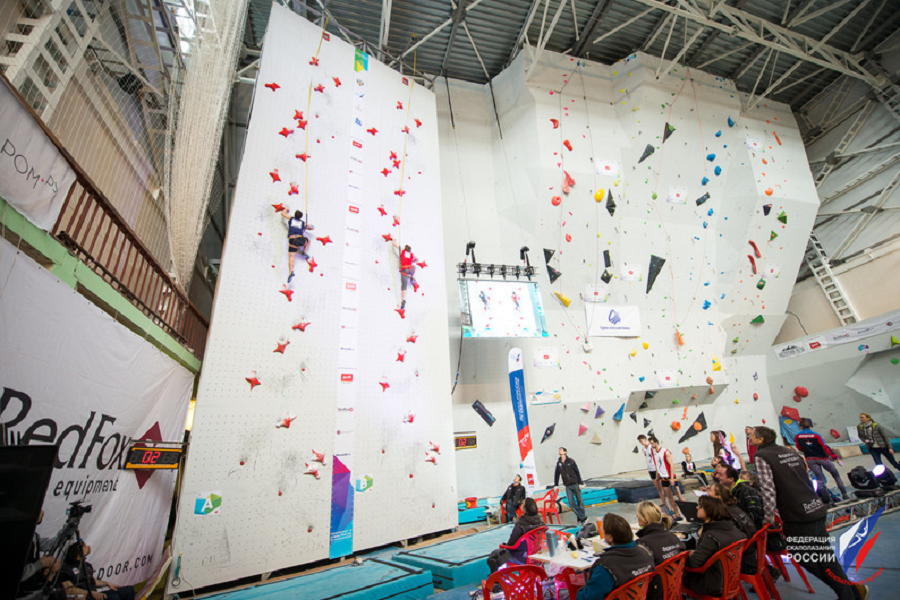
[169,5,456,591]
[439,50,820,498]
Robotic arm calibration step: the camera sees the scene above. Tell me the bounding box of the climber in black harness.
[281,208,314,283]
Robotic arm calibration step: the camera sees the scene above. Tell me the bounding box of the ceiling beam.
[527,0,569,79]
[379,0,392,60]
[441,0,469,74]
[630,0,880,84]
[390,0,489,67]
[571,0,614,58]
[685,0,752,66]
[831,170,900,260]
[507,0,544,64]
[730,44,768,81]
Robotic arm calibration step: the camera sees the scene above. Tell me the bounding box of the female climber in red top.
[394,242,418,309]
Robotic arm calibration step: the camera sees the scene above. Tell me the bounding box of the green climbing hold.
[652,192,658,200]
[891,358,899,365]
[770,231,778,241]
[751,315,765,324]
[732,336,739,343]
[892,335,900,347]
[673,399,680,404]
[757,278,766,290]
[777,211,788,224]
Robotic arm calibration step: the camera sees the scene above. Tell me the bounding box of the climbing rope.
[304,16,330,218]
[396,49,417,249]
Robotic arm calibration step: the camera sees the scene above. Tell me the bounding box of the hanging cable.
[304,16,330,218]
[396,49,417,249]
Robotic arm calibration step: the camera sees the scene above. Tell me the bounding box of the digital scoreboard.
[124,445,183,470]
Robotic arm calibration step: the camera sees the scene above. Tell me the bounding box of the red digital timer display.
[124,445,182,470]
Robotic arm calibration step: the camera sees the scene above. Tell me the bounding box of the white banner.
[586,305,642,337]
[0,78,76,230]
[0,237,193,584]
[775,310,900,360]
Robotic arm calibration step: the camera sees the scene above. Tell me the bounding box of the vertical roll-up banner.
[508,348,540,494]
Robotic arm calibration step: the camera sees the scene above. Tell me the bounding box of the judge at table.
[579,514,654,600]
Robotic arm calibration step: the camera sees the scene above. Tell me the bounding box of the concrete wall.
[438,49,819,499]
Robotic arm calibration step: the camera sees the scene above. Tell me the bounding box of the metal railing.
[51,176,208,360]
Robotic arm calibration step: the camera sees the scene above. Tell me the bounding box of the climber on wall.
[281,208,314,283]
[392,240,419,309]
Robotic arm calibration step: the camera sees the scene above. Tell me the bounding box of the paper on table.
[694,490,708,498]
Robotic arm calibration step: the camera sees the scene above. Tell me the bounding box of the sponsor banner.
[586,305,641,337]
[508,349,540,494]
[0,237,193,584]
[775,310,900,360]
[0,77,76,230]
[532,346,559,368]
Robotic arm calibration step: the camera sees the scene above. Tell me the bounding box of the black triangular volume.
[629,412,637,422]
[646,255,666,294]
[601,269,612,284]
[763,204,772,216]
[639,401,649,409]
[543,248,555,264]
[663,122,676,143]
[643,418,651,428]
[638,144,655,163]
[633,446,639,454]
[547,266,562,284]
[647,428,655,437]
[644,391,656,399]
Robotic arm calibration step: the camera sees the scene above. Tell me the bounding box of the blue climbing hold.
[714,165,722,176]
[715,130,722,137]
[703,221,708,229]
[727,116,735,127]
[702,176,709,185]
[702,300,711,310]
[639,376,645,382]
[706,153,716,162]
[707,208,714,216]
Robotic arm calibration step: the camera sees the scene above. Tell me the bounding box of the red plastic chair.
[656,551,689,600]
[765,520,814,594]
[535,488,561,524]
[501,503,525,523]
[608,572,655,600]
[499,526,549,566]
[555,567,586,600]
[482,564,548,600]
[683,539,746,600]
[741,525,782,600]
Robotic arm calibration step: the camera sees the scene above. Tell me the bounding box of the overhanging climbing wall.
[169,5,456,591]
[439,50,820,498]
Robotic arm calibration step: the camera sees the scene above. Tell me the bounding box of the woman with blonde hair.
[635,501,686,600]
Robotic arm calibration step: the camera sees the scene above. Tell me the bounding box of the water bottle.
[546,530,556,556]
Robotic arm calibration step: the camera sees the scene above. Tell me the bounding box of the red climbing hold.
[279,127,293,138]
[381,168,391,177]
[830,429,840,439]
[367,127,378,135]
[395,308,406,319]
[269,169,281,182]
[280,286,294,301]
[296,153,309,162]
[397,351,406,362]
[794,386,809,398]
[389,151,398,160]
[292,321,310,332]
[307,257,317,273]
[288,183,299,196]
[316,236,332,245]
[407,334,418,343]
[333,77,342,87]
[563,139,573,151]
[378,205,387,216]
[551,196,562,206]
[380,381,390,392]
[415,118,422,128]
[748,255,757,274]
[394,189,406,197]
[314,84,325,93]
[274,340,290,354]
[294,110,304,121]
[749,240,761,258]
[416,261,427,269]
[382,233,393,242]
[396,101,403,109]
[271,203,285,212]
[264,82,280,91]
[392,159,401,169]
[392,215,400,227]
[562,171,575,195]
[296,119,308,130]
[309,57,319,66]
[773,131,782,146]
[550,119,559,129]
[401,126,410,134]
[566,234,572,242]
[246,375,261,389]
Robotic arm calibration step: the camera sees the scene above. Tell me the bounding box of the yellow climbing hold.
[629,348,637,357]
[642,342,649,350]
[594,189,605,202]
[712,356,722,371]
[553,290,572,307]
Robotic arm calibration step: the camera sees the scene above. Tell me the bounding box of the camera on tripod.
[67,501,92,520]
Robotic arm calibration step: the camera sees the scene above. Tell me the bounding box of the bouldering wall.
[438,49,817,499]
[169,5,456,592]
[768,310,900,441]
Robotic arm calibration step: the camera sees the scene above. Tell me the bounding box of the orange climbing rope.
[396,50,417,249]
[304,17,330,218]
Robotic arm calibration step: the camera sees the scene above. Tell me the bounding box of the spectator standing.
[752,426,865,600]
[638,434,668,509]
[857,413,899,471]
[554,447,587,524]
[796,418,849,502]
[649,436,684,518]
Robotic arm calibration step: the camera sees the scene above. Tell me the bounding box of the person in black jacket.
[59,541,135,600]
[711,483,757,575]
[580,514,655,600]
[635,501,686,600]
[500,475,527,523]
[752,426,865,600]
[553,447,587,523]
[506,498,544,551]
[683,496,746,597]
[718,465,765,529]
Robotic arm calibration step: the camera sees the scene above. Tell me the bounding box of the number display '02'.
[124,445,183,470]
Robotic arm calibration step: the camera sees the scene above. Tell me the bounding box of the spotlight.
[465,241,477,264]
[514,266,521,279]
[873,465,898,490]
[457,263,467,276]
[486,264,495,277]
[499,265,507,279]
[473,263,481,276]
